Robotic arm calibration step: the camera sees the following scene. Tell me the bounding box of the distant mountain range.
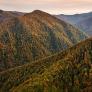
[55,12,92,36]
[0,35,92,92]
[0,10,87,71]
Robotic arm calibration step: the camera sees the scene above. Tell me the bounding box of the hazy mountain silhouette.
[56,12,92,36]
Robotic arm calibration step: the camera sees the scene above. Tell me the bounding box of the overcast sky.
[0,0,92,14]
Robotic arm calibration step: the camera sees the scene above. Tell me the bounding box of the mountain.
[55,12,92,36]
[0,37,92,92]
[0,10,87,71]
[77,17,92,35]
[0,9,24,22]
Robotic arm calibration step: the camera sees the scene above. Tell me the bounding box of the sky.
[0,0,92,14]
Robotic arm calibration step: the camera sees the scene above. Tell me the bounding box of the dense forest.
[0,10,87,71]
[0,37,92,92]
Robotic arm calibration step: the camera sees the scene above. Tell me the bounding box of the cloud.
[0,0,92,14]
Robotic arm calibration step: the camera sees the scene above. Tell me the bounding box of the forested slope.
[0,37,92,92]
[0,10,87,71]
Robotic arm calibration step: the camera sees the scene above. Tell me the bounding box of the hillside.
[76,17,92,36]
[0,10,24,22]
[55,12,92,36]
[0,10,87,71]
[0,37,92,92]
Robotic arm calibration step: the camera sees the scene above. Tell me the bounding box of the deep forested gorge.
[0,9,92,92]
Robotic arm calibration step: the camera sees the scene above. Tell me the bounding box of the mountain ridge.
[55,12,92,36]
